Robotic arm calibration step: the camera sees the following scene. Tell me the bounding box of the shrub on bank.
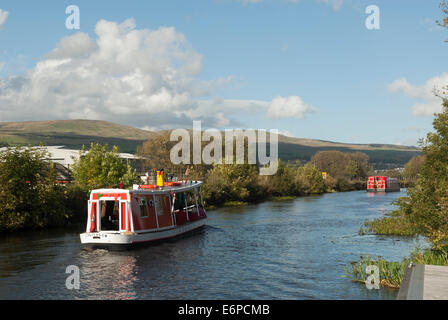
[0,146,68,232]
[359,215,418,236]
[202,161,328,206]
[71,143,141,191]
[63,184,89,225]
[345,248,448,289]
[202,162,266,206]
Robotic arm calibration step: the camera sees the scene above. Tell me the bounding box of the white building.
[0,145,138,169]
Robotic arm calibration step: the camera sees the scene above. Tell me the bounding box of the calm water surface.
[0,190,427,299]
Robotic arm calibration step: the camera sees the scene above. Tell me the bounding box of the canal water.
[0,190,427,300]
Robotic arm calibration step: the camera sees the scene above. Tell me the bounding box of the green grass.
[359,215,419,237]
[222,201,249,207]
[344,256,406,289]
[345,248,448,289]
[269,196,297,201]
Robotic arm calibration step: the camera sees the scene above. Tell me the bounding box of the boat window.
[100,200,120,231]
[154,195,164,216]
[138,198,148,218]
[197,190,204,208]
[174,193,186,211]
[186,191,194,206]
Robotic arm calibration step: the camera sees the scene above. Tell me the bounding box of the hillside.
[0,120,421,168]
[0,120,156,153]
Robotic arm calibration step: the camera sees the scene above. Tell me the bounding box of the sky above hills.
[0,0,446,146]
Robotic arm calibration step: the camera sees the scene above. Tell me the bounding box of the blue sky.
[0,0,446,146]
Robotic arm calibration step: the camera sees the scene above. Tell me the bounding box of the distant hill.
[0,120,155,153]
[0,119,421,169]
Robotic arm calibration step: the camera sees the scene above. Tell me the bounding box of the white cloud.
[0,18,317,130]
[388,73,448,116]
[267,96,317,119]
[0,19,214,128]
[0,9,8,29]
[191,96,317,127]
[278,130,295,137]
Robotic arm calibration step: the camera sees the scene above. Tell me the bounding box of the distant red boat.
[367,176,400,192]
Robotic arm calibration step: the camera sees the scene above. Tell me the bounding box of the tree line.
[0,131,424,232]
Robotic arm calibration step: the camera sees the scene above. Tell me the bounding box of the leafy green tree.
[311,151,371,180]
[437,1,448,32]
[262,160,298,196]
[203,162,265,205]
[403,155,425,181]
[383,169,402,180]
[296,163,326,194]
[399,99,448,248]
[72,143,140,190]
[0,146,66,232]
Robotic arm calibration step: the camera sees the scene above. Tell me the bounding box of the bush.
[0,146,68,232]
[202,163,266,206]
[295,163,326,194]
[71,143,141,191]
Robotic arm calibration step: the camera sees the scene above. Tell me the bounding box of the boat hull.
[80,218,207,251]
[366,188,401,192]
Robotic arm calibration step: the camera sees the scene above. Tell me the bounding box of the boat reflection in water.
[78,250,138,300]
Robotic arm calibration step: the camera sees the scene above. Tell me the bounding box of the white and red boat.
[80,180,207,250]
[367,176,400,192]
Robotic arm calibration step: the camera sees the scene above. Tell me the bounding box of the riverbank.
[0,177,367,233]
[350,188,448,289]
[200,179,365,210]
[345,248,448,289]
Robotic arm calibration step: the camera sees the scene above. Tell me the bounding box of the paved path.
[397,264,448,300]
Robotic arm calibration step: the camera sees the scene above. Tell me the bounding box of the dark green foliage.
[401,99,448,248]
[363,99,448,249]
[71,143,141,191]
[311,151,372,180]
[202,160,327,206]
[0,146,67,231]
[202,163,266,206]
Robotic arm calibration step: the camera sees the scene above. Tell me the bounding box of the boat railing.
[138,167,193,185]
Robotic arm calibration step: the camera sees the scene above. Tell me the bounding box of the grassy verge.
[222,201,249,207]
[359,215,419,236]
[345,248,448,289]
[269,196,297,202]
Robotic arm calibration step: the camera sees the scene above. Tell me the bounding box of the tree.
[311,151,372,180]
[137,130,212,180]
[261,160,298,196]
[138,131,182,171]
[399,98,448,248]
[403,155,425,181]
[0,146,66,231]
[296,163,326,194]
[72,143,140,190]
[437,1,448,28]
[203,162,265,205]
[383,169,402,180]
